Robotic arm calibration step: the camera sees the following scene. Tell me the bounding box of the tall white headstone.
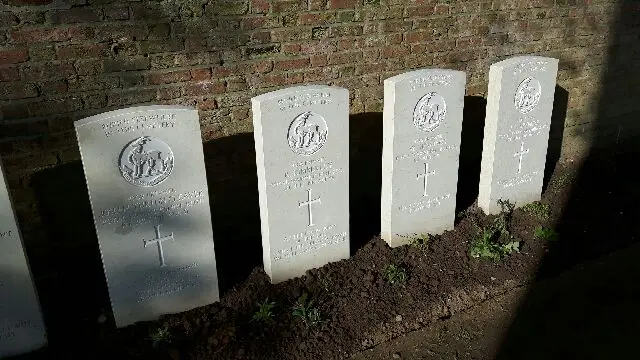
[252,85,350,284]
[75,105,219,327]
[0,161,47,357]
[381,69,466,247]
[479,56,559,214]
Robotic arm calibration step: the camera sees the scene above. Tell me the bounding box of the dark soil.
[16,145,640,360]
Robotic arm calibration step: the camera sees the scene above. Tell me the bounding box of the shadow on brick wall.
[203,135,262,293]
[349,112,383,256]
[30,162,109,350]
[495,0,640,358]
[455,95,486,214]
[542,85,568,193]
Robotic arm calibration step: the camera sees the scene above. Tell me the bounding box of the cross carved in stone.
[143,225,174,267]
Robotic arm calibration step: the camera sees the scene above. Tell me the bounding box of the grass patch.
[292,292,323,328]
[470,199,520,261]
[410,233,433,251]
[384,264,407,285]
[251,299,276,323]
[522,202,551,220]
[534,226,559,242]
[149,326,172,349]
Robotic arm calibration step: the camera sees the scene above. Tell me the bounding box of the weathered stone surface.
[74,105,219,327]
[479,56,559,214]
[252,85,350,283]
[382,69,466,247]
[0,161,47,357]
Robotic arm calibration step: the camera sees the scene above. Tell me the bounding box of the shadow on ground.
[495,1,640,358]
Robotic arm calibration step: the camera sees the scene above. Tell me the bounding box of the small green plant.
[384,264,407,285]
[522,202,551,220]
[149,326,172,349]
[251,298,276,323]
[410,233,432,251]
[292,292,323,328]
[470,229,520,260]
[470,199,520,261]
[534,226,559,242]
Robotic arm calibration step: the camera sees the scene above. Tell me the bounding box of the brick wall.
[1,0,639,266]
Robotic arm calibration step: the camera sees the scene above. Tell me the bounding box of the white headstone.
[74,105,219,327]
[478,56,559,214]
[252,85,350,284]
[0,162,47,357]
[381,69,466,247]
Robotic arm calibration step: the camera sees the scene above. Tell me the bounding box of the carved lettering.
[398,193,451,214]
[410,74,452,91]
[278,92,332,111]
[102,113,177,137]
[274,224,347,262]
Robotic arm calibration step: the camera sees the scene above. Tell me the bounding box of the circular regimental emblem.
[287,111,329,156]
[514,77,542,114]
[119,136,174,187]
[413,92,447,132]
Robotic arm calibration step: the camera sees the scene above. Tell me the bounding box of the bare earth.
[351,242,640,360]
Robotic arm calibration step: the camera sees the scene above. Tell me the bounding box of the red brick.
[148,70,192,85]
[310,54,328,67]
[1,103,29,120]
[273,0,304,13]
[47,8,102,24]
[328,50,362,65]
[253,60,274,73]
[248,73,286,88]
[301,40,336,54]
[191,68,212,81]
[286,72,304,85]
[381,45,410,58]
[0,67,20,82]
[226,78,248,92]
[7,0,52,5]
[22,62,76,81]
[0,82,38,100]
[213,65,236,77]
[108,89,157,107]
[405,30,432,43]
[251,0,270,13]
[11,28,69,43]
[156,87,181,101]
[55,43,109,60]
[309,0,327,10]
[282,43,302,54]
[0,49,29,65]
[274,57,310,71]
[242,16,266,30]
[197,98,218,111]
[298,12,333,25]
[434,4,450,15]
[185,81,226,96]
[251,31,272,43]
[406,5,434,17]
[330,0,359,9]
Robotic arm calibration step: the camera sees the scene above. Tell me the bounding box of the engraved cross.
[514,141,530,174]
[143,225,174,267]
[417,162,436,197]
[299,189,321,227]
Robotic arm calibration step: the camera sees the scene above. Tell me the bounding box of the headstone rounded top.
[490,55,559,70]
[383,68,465,85]
[251,85,348,102]
[74,105,196,128]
